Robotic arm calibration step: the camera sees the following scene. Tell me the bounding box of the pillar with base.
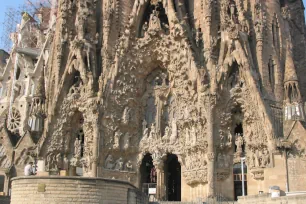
[206,93,217,198]
[91,115,99,177]
[154,159,166,201]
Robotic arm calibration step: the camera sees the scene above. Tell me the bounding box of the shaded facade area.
[233,163,248,200]
[139,153,181,201]
[165,154,181,201]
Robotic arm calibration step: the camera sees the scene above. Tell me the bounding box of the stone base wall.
[238,194,306,204]
[11,176,148,204]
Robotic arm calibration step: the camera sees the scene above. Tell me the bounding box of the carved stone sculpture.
[113,131,122,149]
[74,138,82,158]
[235,134,244,153]
[125,160,133,172]
[2,0,306,201]
[169,120,178,144]
[104,155,114,170]
[114,157,124,171]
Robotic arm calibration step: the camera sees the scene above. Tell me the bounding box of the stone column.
[92,115,99,177]
[206,93,216,198]
[154,160,166,201]
[203,0,213,48]
[4,175,10,196]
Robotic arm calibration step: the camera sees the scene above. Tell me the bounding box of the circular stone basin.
[11,176,147,204]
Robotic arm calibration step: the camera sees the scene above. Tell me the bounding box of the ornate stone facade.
[0,0,306,202]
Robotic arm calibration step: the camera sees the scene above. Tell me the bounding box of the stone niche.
[11,176,148,204]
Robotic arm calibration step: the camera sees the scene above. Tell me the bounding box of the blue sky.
[0,0,306,50]
[0,0,25,27]
[0,0,24,50]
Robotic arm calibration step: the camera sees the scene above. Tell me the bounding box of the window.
[285,104,305,121]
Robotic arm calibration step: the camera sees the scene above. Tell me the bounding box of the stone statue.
[149,9,161,31]
[163,126,170,139]
[230,1,237,23]
[63,155,69,170]
[114,157,124,171]
[46,153,52,170]
[254,151,260,167]
[169,120,178,144]
[74,138,82,158]
[123,133,132,150]
[142,22,148,37]
[143,127,149,139]
[113,131,122,149]
[248,152,255,168]
[104,155,114,170]
[261,149,270,167]
[142,120,147,134]
[125,160,133,171]
[149,124,156,139]
[235,134,244,153]
[122,107,131,124]
[228,128,232,143]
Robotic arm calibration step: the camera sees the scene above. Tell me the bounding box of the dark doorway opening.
[165,154,181,201]
[140,154,156,194]
[233,163,247,200]
[0,175,4,192]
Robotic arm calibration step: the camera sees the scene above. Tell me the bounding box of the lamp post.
[241,157,246,196]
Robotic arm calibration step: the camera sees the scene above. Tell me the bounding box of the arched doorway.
[140,153,156,200]
[233,162,247,200]
[165,154,181,201]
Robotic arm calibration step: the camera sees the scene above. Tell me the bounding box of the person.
[24,162,34,176]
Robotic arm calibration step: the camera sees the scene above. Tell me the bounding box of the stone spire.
[283,40,305,121]
[34,68,46,98]
[29,68,46,133]
[284,42,298,83]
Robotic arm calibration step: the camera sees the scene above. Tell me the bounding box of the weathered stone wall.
[247,153,287,196]
[11,176,148,204]
[238,194,306,204]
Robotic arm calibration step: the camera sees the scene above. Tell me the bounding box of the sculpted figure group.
[104,155,134,172]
